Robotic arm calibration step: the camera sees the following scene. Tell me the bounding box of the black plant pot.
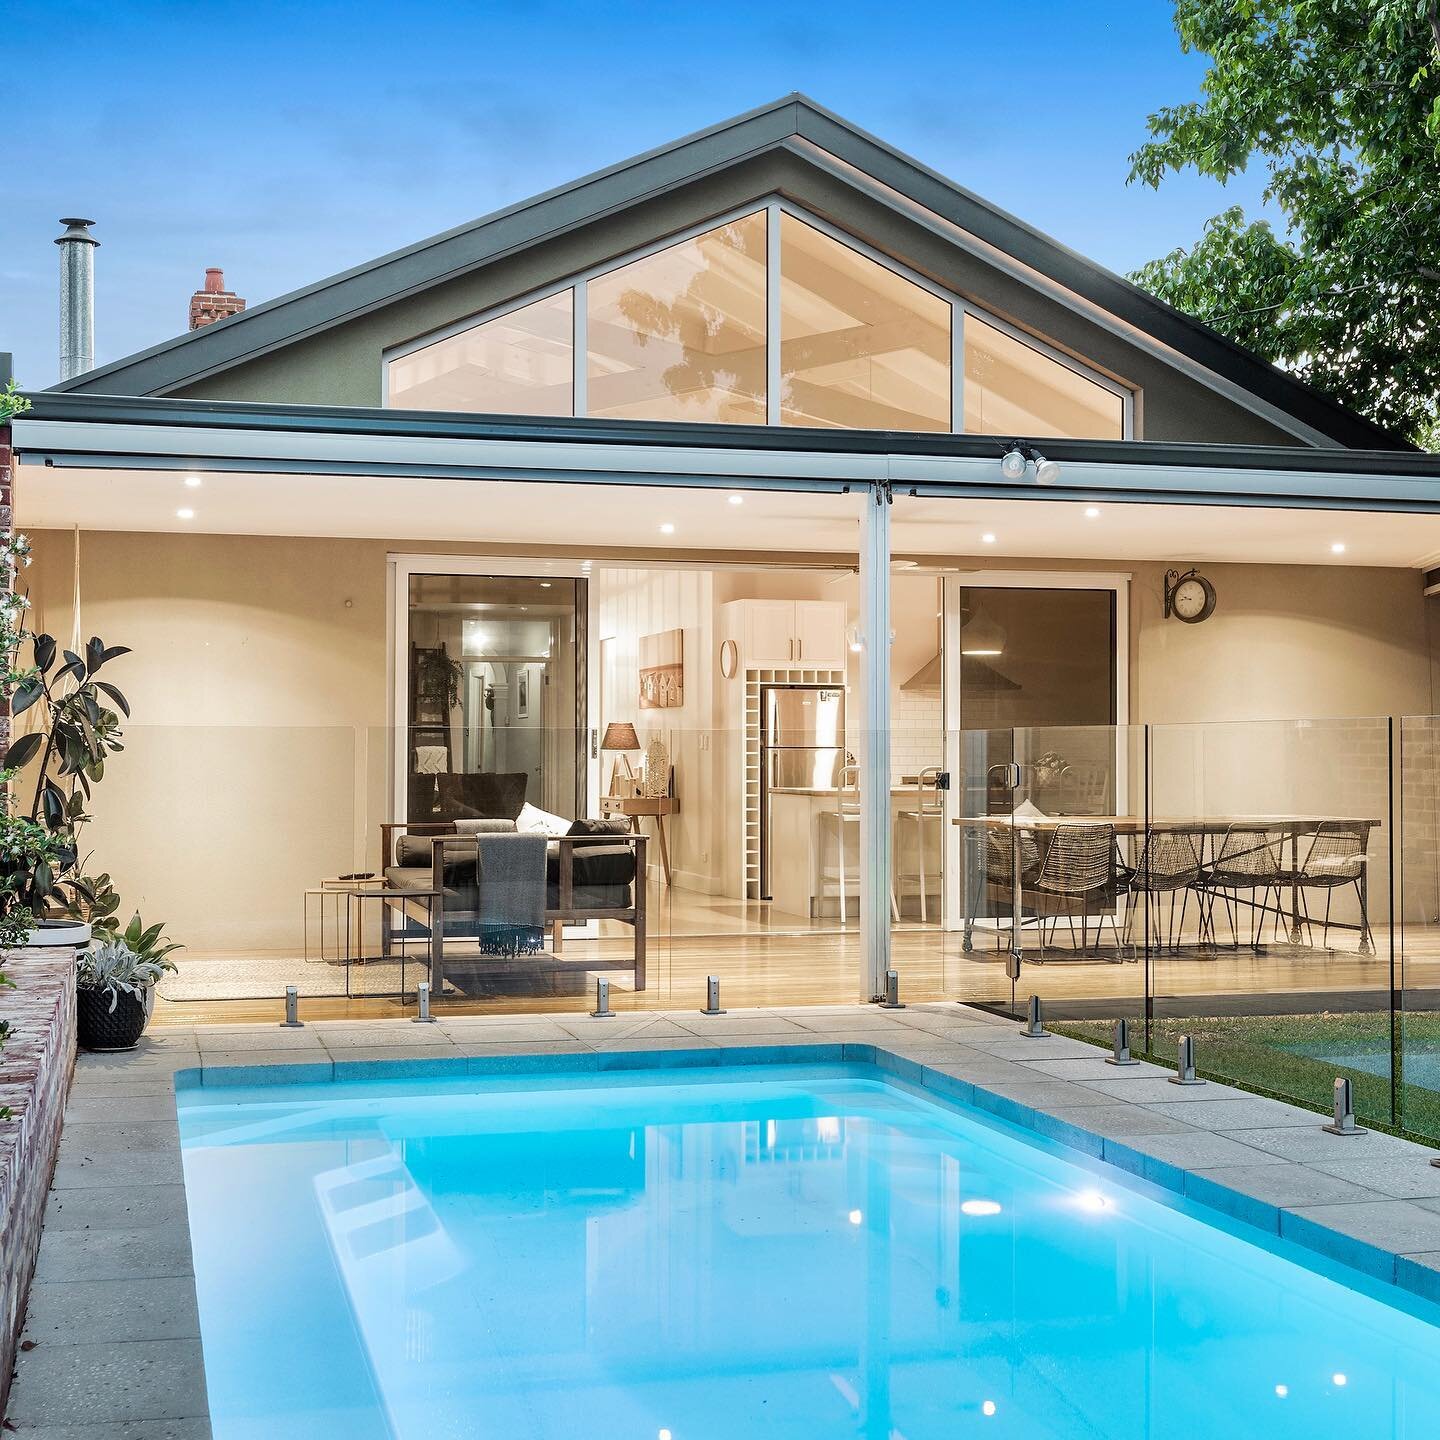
[76,986,150,1052]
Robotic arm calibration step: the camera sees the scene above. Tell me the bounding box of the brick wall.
[0,950,76,1422]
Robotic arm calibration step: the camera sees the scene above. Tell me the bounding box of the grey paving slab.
[194,1027,325,1051]
[22,1276,201,1344]
[1305,1155,1440,1199]
[55,1120,180,1155]
[1081,1076,1247,1105]
[675,1014,809,1037]
[63,1092,180,1122]
[1112,1130,1289,1170]
[1189,1162,1381,1209]
[1043,1104,1202,1140]
[33,1223,197,1283]
[1283,1200,1440,1270]
[50,1148,185,1190]
[969,1079,1116,1112]
[435,1019,576,1042]
[3,1422,213,1439]
[1224,1125,1435,1163]
[786,1011,913,1033]
[1141,1096,1325,1131]
[320,1025,455,1048]
[4,1338,210,1426]
[43,1183,191,1234]
[953,1035,1098,1061]
[1018,1056,1171,1081]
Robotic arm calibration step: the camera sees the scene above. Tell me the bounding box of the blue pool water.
[178,1062,1440,1440]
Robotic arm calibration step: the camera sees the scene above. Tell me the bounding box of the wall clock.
[719,638,738,678]
[1164,567,1217,624]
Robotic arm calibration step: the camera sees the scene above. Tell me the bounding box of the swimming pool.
[178,1060,1440,1439]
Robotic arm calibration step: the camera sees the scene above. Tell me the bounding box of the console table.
[600,795,680,886]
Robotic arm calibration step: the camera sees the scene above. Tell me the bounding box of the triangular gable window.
[384,200,1130,439]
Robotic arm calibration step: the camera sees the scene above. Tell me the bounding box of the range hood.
[901,653,942,692]
[901,652,1021,693]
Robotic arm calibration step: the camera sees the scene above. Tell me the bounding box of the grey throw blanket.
[474,833,547,958]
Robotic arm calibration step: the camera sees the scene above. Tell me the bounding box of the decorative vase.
[76,986,150,1052]
[22,917,93,948]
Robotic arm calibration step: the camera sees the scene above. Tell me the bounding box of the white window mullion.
[766,200,782,426]
[573,281,588,418]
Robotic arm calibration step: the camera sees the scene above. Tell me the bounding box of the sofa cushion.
[567,817,632,842]
[547,842,637,890]
[455,818,518,835]
[436,771,529,821]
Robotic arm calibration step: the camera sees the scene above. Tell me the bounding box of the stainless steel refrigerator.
[760,683,847,900]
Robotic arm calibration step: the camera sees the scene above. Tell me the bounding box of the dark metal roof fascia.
[14,391,1440,479]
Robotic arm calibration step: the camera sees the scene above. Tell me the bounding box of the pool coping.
[8,1002,1440,1435]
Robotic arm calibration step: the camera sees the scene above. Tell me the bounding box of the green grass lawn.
[1051,1010,1440,1144]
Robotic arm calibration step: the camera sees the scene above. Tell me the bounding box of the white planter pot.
[22,918,93,948]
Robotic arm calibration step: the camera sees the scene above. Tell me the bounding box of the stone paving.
[8,1002,1440,1435]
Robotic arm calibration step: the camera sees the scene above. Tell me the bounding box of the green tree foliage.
[1129,1,1440,445]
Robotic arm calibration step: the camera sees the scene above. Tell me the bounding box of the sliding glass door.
[403,571,587,824]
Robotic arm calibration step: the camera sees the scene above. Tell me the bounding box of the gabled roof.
[53,94,1409,452]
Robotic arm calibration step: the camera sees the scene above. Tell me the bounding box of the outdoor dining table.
[953,814,1380,962]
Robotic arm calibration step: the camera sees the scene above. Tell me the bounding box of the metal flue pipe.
[56,218,98,380]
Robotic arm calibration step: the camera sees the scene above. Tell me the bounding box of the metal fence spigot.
[413,981,436,1023]
[878,968,905,1009]
[1021,994,1049,1038]
[1322,1076,1367,1136]
[281,985,303,1028]
[700,975,726,1016]
[590,978,615,1018]
[1106,1017,1140,1067]
[1168,1033,1205,1085]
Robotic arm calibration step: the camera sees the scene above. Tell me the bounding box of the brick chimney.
[189,268,245,329]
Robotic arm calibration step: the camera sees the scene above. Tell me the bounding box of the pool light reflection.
[961,1199,1002,1217]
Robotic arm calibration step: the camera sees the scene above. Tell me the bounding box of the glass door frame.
[939,569,1131,936]
[387,554,601,827]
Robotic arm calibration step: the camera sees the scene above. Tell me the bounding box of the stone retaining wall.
[0,949,75,1420]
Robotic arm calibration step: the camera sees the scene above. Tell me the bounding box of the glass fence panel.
[1399,716,1440,1143]
[76,726,364,1008]
[1146,717,1395,1127]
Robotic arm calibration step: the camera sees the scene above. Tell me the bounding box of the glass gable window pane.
[780,214,951,431]
[387,290,574,415]
[586,211,767,423]
[963,313,1125,438]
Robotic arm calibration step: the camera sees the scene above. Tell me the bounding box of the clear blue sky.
[0,0,1271,388]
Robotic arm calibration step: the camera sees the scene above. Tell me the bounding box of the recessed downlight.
[728,493,744,506]
[1084,506,1100,519]
[183,475,202,488]
[660,522,676,535]
[981,532,997,545]
[176,508,195,520]
[1331,542,1346,554]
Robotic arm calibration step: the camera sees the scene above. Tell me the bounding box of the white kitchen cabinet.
[723,598,848,669]
[743,600,799,665]
[794,600,847,668]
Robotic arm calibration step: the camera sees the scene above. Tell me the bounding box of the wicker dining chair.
[1031,822,1121,957]
[1199,824,1286,948]
[1281,820,1375,952]
[1119,826,1205,953]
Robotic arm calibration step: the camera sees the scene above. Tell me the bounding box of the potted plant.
[75,916,181,1051]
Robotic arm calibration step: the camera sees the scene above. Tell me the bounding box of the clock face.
[1172,575,1215,622]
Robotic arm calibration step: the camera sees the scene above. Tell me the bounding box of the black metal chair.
[1119,826,1206,953]
[1031,823,1122,958]
[1281,820,1375,953]
[1198,824,1286,948]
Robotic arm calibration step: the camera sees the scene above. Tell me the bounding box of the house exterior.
[6,95,1440,1025]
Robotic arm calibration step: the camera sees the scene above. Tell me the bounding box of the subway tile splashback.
[892,689,943,784]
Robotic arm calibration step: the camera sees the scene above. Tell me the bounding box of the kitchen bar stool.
[817,764,899,923]
[895,766,944,922]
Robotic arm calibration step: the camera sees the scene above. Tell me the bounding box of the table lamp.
[601,722,640,795]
